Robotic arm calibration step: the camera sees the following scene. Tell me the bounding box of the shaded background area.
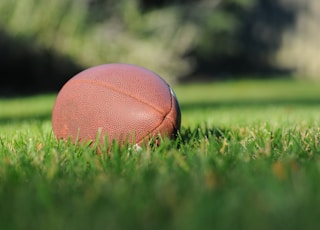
[182,0,296,80]
[0,0,318,95]
[0,29,82,95]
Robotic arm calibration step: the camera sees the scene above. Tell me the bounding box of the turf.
[1,79,320,230]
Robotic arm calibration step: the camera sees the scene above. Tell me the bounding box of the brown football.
[52,63,181,146]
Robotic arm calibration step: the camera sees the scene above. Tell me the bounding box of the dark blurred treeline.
[0,0,300,94]
[88,0,296,78]
[0,29,82,95]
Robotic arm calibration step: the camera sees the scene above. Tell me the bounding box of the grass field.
[1,79,320,230]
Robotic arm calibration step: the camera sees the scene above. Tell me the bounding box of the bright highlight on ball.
[52,63,181,146]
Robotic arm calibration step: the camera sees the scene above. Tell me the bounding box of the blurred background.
[0,0,319,95]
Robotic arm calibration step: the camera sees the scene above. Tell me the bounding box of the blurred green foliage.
[0,0,195,84]
[0,0,303,92]
[0,0,259,82]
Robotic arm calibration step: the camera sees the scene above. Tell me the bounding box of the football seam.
[136,93,176,144]
[72,79,169,116]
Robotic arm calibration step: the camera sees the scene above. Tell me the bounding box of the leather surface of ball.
[52,63,181,145]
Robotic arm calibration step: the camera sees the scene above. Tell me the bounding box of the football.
[52,63,181,146]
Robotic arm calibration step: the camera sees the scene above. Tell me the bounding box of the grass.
[1,79,320,230]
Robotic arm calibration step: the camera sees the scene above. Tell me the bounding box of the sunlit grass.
[1,79,320,229]
[175,79,320,128]
[0,94,55,118]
